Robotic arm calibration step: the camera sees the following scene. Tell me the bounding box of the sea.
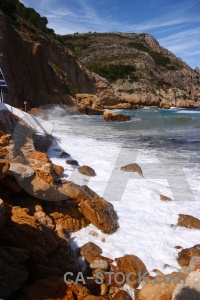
[46,106,200,295]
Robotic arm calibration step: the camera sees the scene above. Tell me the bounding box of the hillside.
[0,0,200,109]
[60,32,200,108]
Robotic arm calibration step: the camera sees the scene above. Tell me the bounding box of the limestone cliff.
[0,12,122,109]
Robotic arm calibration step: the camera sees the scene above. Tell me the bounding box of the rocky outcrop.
[0,14,75,108]
[104,111,131,122]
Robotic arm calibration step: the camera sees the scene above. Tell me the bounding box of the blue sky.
[21,0,200,69]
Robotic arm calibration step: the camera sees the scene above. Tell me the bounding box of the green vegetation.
[127,41,171,66]
[0,0,54,35]
[128,42,149,52]
[89,64,136,82]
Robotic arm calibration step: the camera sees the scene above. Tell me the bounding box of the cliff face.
[0,13,121,109]
[67,32,200,108]
[0,14,75,107]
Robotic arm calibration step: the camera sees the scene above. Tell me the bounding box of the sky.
[20,0,200,69]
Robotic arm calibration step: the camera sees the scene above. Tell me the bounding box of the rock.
[83,296,107,300]
[136,271,185,300]
[7,163,34,180]
[67,283,91,299]
[177,245,200,267]
[80,197,118,233]
[49,205,89,232]
[116,254,147,288]
[66,159,79,166]
[0,247,29,300]
[104,110,131,122]
[105,272,125,288]
[100,283,109,296]
[172,269,200,300]
[90,258,109,270]
[11,156,24,163]
[120,163,143,176]
[3,246,29,263]
[60,151,70,158]
[2,206,58,263]
[0,159,10,179]
[160,194,172,201]
[52,163,64,177]
[0,198,5,228]
[80,242,102,263]
[1,176,22,192]
[21,277,67,299]
[112,290,132,300]
[48,248,80,274]
[177,214,200,229]
[78,165,96,177]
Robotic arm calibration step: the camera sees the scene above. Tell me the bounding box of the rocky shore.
[1,108,200,300]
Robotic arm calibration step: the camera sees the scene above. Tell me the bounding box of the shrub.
[89,64,136,82]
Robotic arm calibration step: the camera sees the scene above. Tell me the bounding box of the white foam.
[46,110,200,291]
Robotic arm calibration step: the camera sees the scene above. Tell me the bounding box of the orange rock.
[116,254,147,288]
[160,194,172,201]
[177,214,200,229]
[0,159,10,179]
[136,271,184,300]
[80,197,118,233]
[104,111,131,122]
[80,242,102,263]
[112,290,132,300]
[177,244,200,267]
[52,163,64,177]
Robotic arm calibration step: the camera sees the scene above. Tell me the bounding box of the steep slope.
[0,7,122,109]
[63,32,200,108]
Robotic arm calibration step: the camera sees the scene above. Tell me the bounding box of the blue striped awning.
[0,65,9,93]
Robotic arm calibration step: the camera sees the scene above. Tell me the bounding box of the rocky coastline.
[1,108,200,300]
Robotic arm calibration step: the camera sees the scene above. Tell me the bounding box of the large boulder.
[104,111,131,122]
[136,270,185,300]
[115,254,147,288]
[80,197,118,233]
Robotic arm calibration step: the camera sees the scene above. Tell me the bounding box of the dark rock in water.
[66,160,79,166]
[78,165,96,177]
[60,151,70,158]
[120,163,143,177]
[104,111,131,122]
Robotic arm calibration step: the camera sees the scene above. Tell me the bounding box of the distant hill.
[0,0,200,109]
